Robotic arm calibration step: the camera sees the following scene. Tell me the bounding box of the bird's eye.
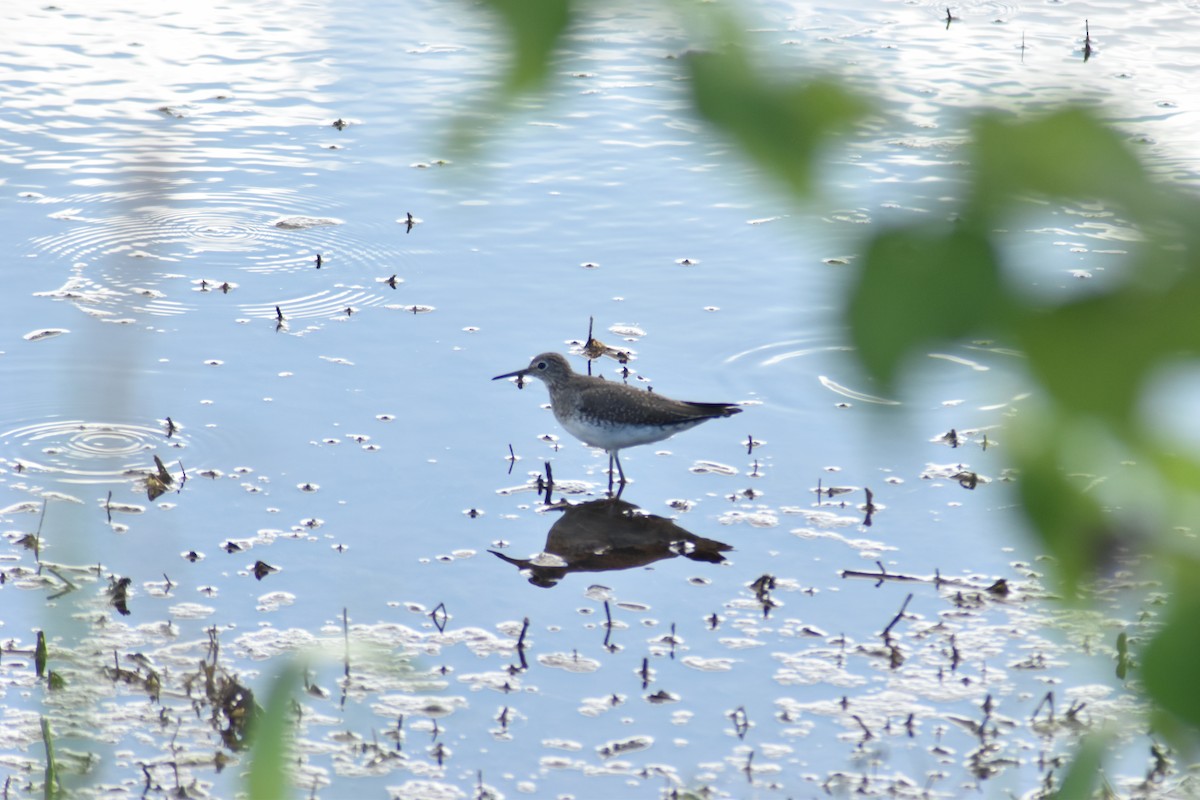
[537,361,547,370]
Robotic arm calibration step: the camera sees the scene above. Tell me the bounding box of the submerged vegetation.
[6,543,1183,797]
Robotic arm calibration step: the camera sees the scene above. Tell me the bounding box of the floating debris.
[23,328,70,342]
[108,575,132,616]
[272,216,343,230]
[818,375,901,405]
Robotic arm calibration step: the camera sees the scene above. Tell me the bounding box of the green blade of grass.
[246,661,302,800]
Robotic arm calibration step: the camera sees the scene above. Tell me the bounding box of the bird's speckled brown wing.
[575,383,740,427]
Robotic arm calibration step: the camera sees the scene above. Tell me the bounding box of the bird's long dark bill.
[492,368,527,380]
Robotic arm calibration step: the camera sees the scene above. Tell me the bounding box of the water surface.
[1,0,1195,797]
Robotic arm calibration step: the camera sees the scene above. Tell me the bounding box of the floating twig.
[602,602,619,652]
[516,617,530,651]
[730,706,750,739]
[881,593,913,640]
[34,499,48,562]
[1032,690,1055,726]
[842,562,944,588]
[342,608,351,681]
[45,566,78,600]
[429,602,448,633]
[852,714,874,741]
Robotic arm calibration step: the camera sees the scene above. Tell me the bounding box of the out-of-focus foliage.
[1142,560,1200,729]
[846,223,1005,389]
[466,0,1200,794]
[246,661,301,800]
[479,0,573,95]
[682,11,867,198]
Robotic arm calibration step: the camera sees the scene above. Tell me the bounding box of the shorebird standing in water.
[493,352,742,488]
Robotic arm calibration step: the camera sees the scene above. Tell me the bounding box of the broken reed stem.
[516,617,529,650]
[852,714,874,740]
[881,593,914,640]
[35,499,48,561]
[41,716,59,797]
[342,608,350,679]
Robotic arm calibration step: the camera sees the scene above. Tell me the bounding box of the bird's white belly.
[559,412,698,451]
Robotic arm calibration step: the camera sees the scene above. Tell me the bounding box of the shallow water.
[1,0,1196,797]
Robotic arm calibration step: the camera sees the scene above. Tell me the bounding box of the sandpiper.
[493,352,742,486]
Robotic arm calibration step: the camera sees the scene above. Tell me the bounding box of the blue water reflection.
[1,0,1194,796]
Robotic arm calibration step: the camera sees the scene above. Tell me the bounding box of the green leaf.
[1020,295,1150,435]
[971,108,1157,221]
[1150,449,1200,495]
[41,716,60,800]
[686,25,866,197]
[480,0,573,95]
[1142,563,1200,729]
[1010,429,1108,597]
[846,223,1007,389]
[1020,266,1200,435]
[1053,732,1106,799]
[246,661,302,800]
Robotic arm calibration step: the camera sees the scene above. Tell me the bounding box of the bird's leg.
[614,451,627,485]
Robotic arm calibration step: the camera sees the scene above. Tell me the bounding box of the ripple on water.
[26,189,318,259]
[238,287,397,321]
[0,418,187,485]
[25,189,411,321]
[910,0,1021,24]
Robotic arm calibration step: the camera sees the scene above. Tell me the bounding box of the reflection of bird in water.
[493,352,742,488]
[489,496,732,588]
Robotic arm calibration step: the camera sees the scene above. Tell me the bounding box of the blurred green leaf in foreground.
[246,661,301,800]
[465,0,1200,790]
